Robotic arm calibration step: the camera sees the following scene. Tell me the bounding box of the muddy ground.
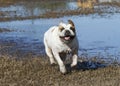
[0,56,120,86]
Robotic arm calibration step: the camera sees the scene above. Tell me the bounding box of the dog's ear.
[68,20,76,32]
[68,20,74,27]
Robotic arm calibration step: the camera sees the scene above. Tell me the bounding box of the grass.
[0,56,120,86]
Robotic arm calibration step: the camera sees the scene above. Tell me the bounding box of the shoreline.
[0,1,120,22]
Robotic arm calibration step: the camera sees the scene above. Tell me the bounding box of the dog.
[44,20,79,74]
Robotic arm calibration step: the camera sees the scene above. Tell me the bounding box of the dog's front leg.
[71,53,78,67]
[53,51,67,74]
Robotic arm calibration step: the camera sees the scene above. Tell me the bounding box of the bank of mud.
[0,0,120,21]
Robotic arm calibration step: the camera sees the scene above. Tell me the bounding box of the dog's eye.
[59,27,65,32]
[70,27,75,32]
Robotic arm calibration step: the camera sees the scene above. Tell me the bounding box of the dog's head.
[58,20,76,43]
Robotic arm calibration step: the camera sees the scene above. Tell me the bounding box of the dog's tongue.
[65,36,70,40]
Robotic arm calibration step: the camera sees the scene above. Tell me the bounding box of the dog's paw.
[71,63,77,68]
[60,66,67,74]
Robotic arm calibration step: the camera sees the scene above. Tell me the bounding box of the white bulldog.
[44,20,79,74]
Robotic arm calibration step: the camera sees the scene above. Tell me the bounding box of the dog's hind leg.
[44,39,56,65]
[45,47,56,65]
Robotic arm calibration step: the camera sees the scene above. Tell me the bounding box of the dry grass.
[0,9,95,21]
[1,0,120,21]
[0,56,120,86]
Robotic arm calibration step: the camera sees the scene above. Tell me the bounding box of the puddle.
[0,0,120,62]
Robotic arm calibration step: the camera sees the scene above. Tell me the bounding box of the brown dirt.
[0,28,14,33]
[0,9,95,22]
[0,56,120,86]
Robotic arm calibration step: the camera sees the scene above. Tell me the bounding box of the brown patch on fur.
[70,27,75,33]
[59,25,65,32]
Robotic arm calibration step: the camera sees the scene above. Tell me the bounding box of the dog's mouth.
[60,35,75,41]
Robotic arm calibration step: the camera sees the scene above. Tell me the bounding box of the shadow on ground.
[65,60,106,74]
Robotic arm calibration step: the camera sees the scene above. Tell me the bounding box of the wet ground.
[0,0,120,63]
[0,56,119,86]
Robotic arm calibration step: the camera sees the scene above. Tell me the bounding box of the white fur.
[44,20,79,74]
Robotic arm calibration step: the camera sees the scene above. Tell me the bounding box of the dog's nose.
[65,30,70,36]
